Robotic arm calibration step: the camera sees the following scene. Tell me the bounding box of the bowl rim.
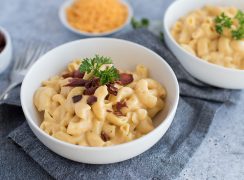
[21,37,179,151]
[163,0,244,73]
[59,0,133,37]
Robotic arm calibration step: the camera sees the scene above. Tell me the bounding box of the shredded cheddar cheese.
[66,0,128,33]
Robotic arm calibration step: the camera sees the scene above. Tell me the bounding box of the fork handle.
[0,83,19,101]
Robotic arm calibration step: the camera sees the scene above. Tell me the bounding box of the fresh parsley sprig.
[79,55,119,85]
[96,66,119,85]
[215,12,233,34]
[79,58,94,74]
[215,10,244,40]
[80,54,112,74]
[232,25,244,40]
[235,10,244,25]
[232,10,244,40]
[131,17,150,29]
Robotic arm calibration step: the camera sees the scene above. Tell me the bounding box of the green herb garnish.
[232,10,244,40]
[80,54,112,74]
[79,55,119,85]
[215,12,233,34]
[215,10,244,40]
[232,26,244,40]
[131,17,150,29]
[95,66,119,85]
[235,10,244,25]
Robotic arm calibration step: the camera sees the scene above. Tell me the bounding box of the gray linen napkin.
[8,29,239,180]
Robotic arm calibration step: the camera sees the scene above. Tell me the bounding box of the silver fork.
[0,41,49,101]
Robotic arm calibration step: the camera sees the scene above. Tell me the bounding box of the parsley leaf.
[235,10,244,25]
[214,10,244,40]
[96,66,119,85]
[80,54,112,73]
[93,54,112,68]
[131,17,150,29]
[232,10,244,40]
[79,57,94,73]
[232,25,244,40]
[215,12,233,34]
[79,55,119,85]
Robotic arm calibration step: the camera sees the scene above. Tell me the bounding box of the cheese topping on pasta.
[171,6,244,69]
[34,56,166,147]
[66,0,128,33]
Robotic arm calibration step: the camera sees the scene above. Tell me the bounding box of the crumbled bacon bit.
[72,95,82,103]
[116,101,127,112]
[105,94,109,100]
[118,73,133,85]
[101,132,110,142]
[82,78,100,95]
[65,78,87,87]
[112,101,127,116]
[62,72,73,79]
[106,83,118,96]
[62,70,85,79]
[91,78,100,87]
[73,70,85,78]
[85,78,100,89]
[106,109,112,112]
[85,80,92,89]
[83,86,98,95]
[87,95,97,105]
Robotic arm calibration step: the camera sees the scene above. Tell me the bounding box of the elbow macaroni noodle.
[171,6,244,69]
[34,61,166,147]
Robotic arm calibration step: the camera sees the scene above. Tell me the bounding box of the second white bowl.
[163,0,244,89]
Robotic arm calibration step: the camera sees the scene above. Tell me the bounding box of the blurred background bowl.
[163,0,244,89]
[59,0,133,37]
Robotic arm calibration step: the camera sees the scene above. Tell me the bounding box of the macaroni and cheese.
[171,6,244,69]
[34,58,166,147]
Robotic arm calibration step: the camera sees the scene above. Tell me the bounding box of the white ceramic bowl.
[0,27,12,73]
[21,38,179,164]
[163,0,244,89]
[59,0,133,37]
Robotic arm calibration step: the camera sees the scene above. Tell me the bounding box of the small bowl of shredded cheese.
[59,0,133,36]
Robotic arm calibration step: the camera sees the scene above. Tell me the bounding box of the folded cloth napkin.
[8,29,240,180]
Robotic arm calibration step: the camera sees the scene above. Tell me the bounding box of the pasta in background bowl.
[172,6,243,69]
[163,0,244,89]
[21,38,179,164]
